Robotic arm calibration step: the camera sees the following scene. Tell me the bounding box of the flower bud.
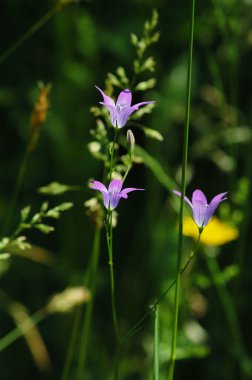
[127,129,135,156]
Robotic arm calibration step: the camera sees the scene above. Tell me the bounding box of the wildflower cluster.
[1,5,246,380]
[87,10,161,220]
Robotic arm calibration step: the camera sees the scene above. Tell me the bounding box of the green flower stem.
[168,1,195,378]
[105,211,120,343]
[76,226,101,380]
[122,235,201,343]
[105,210,121,380]
[109,128,119,180]
[0,309,46,352]
[205,255,251,379]
[122,162,132,183]
[154,305,160,380]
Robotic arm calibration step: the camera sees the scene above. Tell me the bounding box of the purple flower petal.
[95,86,115,108]
[89,180,108,193]
[90,178,144,210]
[108,179,123,194]
[96,86,155,129]
[131,101,156,110]
[121,187,145,198]
[209,192,228,204]
[172,190,193,208]
[116,89,132,108]
[192,190,207,205]
[173,189,227,228]
[117,107,136,128]
[192,200,207,227]
[108,194,122,210]
[117,101,155,128]
[100,103,118,127]
[203,192,227,226]
[102,192,110,209]
[90,180,110,209]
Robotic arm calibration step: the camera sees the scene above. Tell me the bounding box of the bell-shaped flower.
[173,189,227,228]
[90,179,144,210]
[95,86,155,128]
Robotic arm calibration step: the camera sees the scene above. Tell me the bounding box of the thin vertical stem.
[61,226,101,380]
[2,148,30,236]
[109,128,119,180]
[105,211,121,380]
[61,307,82,380]
[106,211,120,343]
[154,305,160,380]
[168,1,195,379]
[122,236,201,343]
[76,226,101,380]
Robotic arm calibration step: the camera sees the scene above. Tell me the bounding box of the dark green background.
[0,0,252,379]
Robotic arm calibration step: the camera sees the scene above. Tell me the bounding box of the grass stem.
[167,1,195,379]
[76,226,101,379]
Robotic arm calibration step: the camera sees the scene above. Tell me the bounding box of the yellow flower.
[182,216,239,246]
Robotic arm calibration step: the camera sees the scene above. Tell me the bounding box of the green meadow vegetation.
[0,1,252,379]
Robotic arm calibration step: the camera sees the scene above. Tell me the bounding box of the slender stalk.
[122,162,132,183]
[60,226,101,380]
[106,211,120,343]
[122,236,201,343]
[61,307,82,380]
[2,148,30,236]
[168,1,195,379]
[154,305,160,380]
[0,6,59,65]
[109,128,119,180]
[76,226,101,380]
[0,309,46,351]
[105,211,121,380]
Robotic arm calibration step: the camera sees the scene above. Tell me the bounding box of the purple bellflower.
[95,86,155,129]
[173,189,227,228]
[90,179,144,210]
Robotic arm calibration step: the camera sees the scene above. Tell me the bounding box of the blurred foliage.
[0,0,252,380]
